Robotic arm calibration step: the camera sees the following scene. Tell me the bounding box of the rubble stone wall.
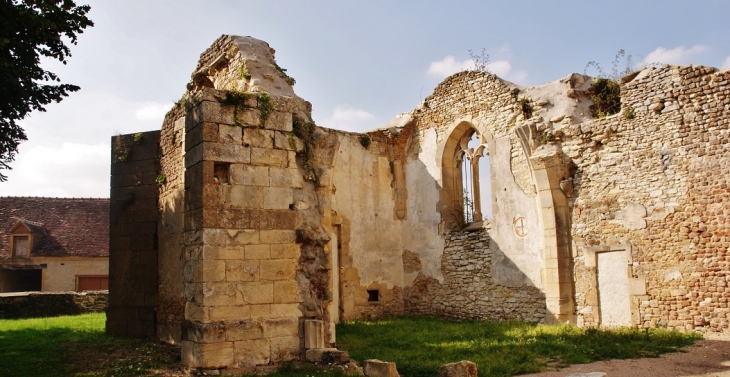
[564,65,730,332]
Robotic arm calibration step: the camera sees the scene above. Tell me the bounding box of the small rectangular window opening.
[367,289,379,302]
[214,163,230,185]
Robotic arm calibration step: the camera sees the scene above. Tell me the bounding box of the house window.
[12,235,29,258]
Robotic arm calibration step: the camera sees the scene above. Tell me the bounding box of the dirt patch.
[521,334,730,377]
[66,339,185,376]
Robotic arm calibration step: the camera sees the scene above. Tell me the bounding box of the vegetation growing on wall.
[292,114,317,180]
[518,97,533,119]
[257,92,274,126]
[359,134,371,149]
[272,61,296,86]
[587,78,621,118]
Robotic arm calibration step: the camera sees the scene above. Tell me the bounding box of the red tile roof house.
[0,197,109,293]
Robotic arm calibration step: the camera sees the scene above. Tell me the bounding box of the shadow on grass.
[336,316,701,377]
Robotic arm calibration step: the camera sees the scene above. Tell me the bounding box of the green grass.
[336,316,701,377]
[0,314,701,377]
[0,313,179,377]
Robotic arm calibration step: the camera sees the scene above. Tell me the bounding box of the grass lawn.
[0,313,179,377]
[336,316,702,377]
[0,313,701,377]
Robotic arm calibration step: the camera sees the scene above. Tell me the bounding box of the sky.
[2,0,730,198]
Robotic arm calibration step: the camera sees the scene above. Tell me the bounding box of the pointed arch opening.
[440,121,493,229]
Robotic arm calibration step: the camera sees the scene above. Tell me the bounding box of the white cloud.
[489,60,512,77]
[318,105,377,133]
[427,56,513,79]
[722,56,730,69]
[642,45,708,65]
[1,142,110,197]
[427,56,473,78]
[136,101,174,121]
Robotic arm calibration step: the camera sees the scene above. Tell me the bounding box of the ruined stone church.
[107,35,730,372]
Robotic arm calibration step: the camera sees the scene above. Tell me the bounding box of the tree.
[0,0,93,181]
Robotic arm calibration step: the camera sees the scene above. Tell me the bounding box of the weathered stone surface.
[437,360,478,377]
[363,359,400,377]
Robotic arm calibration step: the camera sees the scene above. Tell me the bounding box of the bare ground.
[521,334,730,377]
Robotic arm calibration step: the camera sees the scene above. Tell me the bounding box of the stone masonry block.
[227,185,264,209]
[202,282,243,306]
[363,359,400,377]
[185,122,219,151]
[193,260,226,283]
[260,259,297,281]
[438,360,478,377]
[260,230,297,244]
[274,281,302,304]
[226,260,260,282]
[182,341,234,369]
[192,100,235,126]
[236,281,273,304]
[263,187,294,210]
[201,246,245,260]
[227,320,265,341]
[185,321,226,343]
[250,210,298,230]
[245,244,271,259]
[230,164,269,186]
[269,167,304,188]
[270,335,300,363]
[270,303,302,319]
[264,317,300,338]
[264,111,293,132]
[234,108,261,127]
[233,338,270,367]
[208,305,251,321]
[202,229,226,246]
[274,131,304,152]
[243,128,272,148]
[227,229,259,245]
[251,147,288,167]
[250,304,271,319]
[202,207,250,229]
[202,143,251,164]
[219,124,242,145]
[270,244,300,259]
[304,320,325,349]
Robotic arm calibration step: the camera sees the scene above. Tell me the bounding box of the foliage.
[292,114,317,180]
[518,97,533,119]
[0,0,94,181]
[468,47,490,72]
[624,107,636,119]
[0,313,180,377]
[257,92,274,126]
[359,134,371,149]
[539,132,556,145]
[155,173,166,186]
[116,147,129,162]
[239,63,251,80]
[272,60,296,86]
[588,78,621,118]
[337,316,700,377]
[133,132,143,144]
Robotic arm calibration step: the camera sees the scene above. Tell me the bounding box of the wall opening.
[442,122,492,228]
[367,289,379,302]
[213,162,230,184]
[0,269,42,293]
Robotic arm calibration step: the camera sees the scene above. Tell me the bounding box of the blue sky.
[2,0,729,197]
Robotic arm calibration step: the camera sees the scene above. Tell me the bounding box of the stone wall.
[107,130,161,337]
[180,84,313,371]
[404,229,546,322]
[0,291,108,319]
[157,104,187,343]
[564,65,730,333]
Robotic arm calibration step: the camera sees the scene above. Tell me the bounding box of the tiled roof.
[0,197,109,259]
